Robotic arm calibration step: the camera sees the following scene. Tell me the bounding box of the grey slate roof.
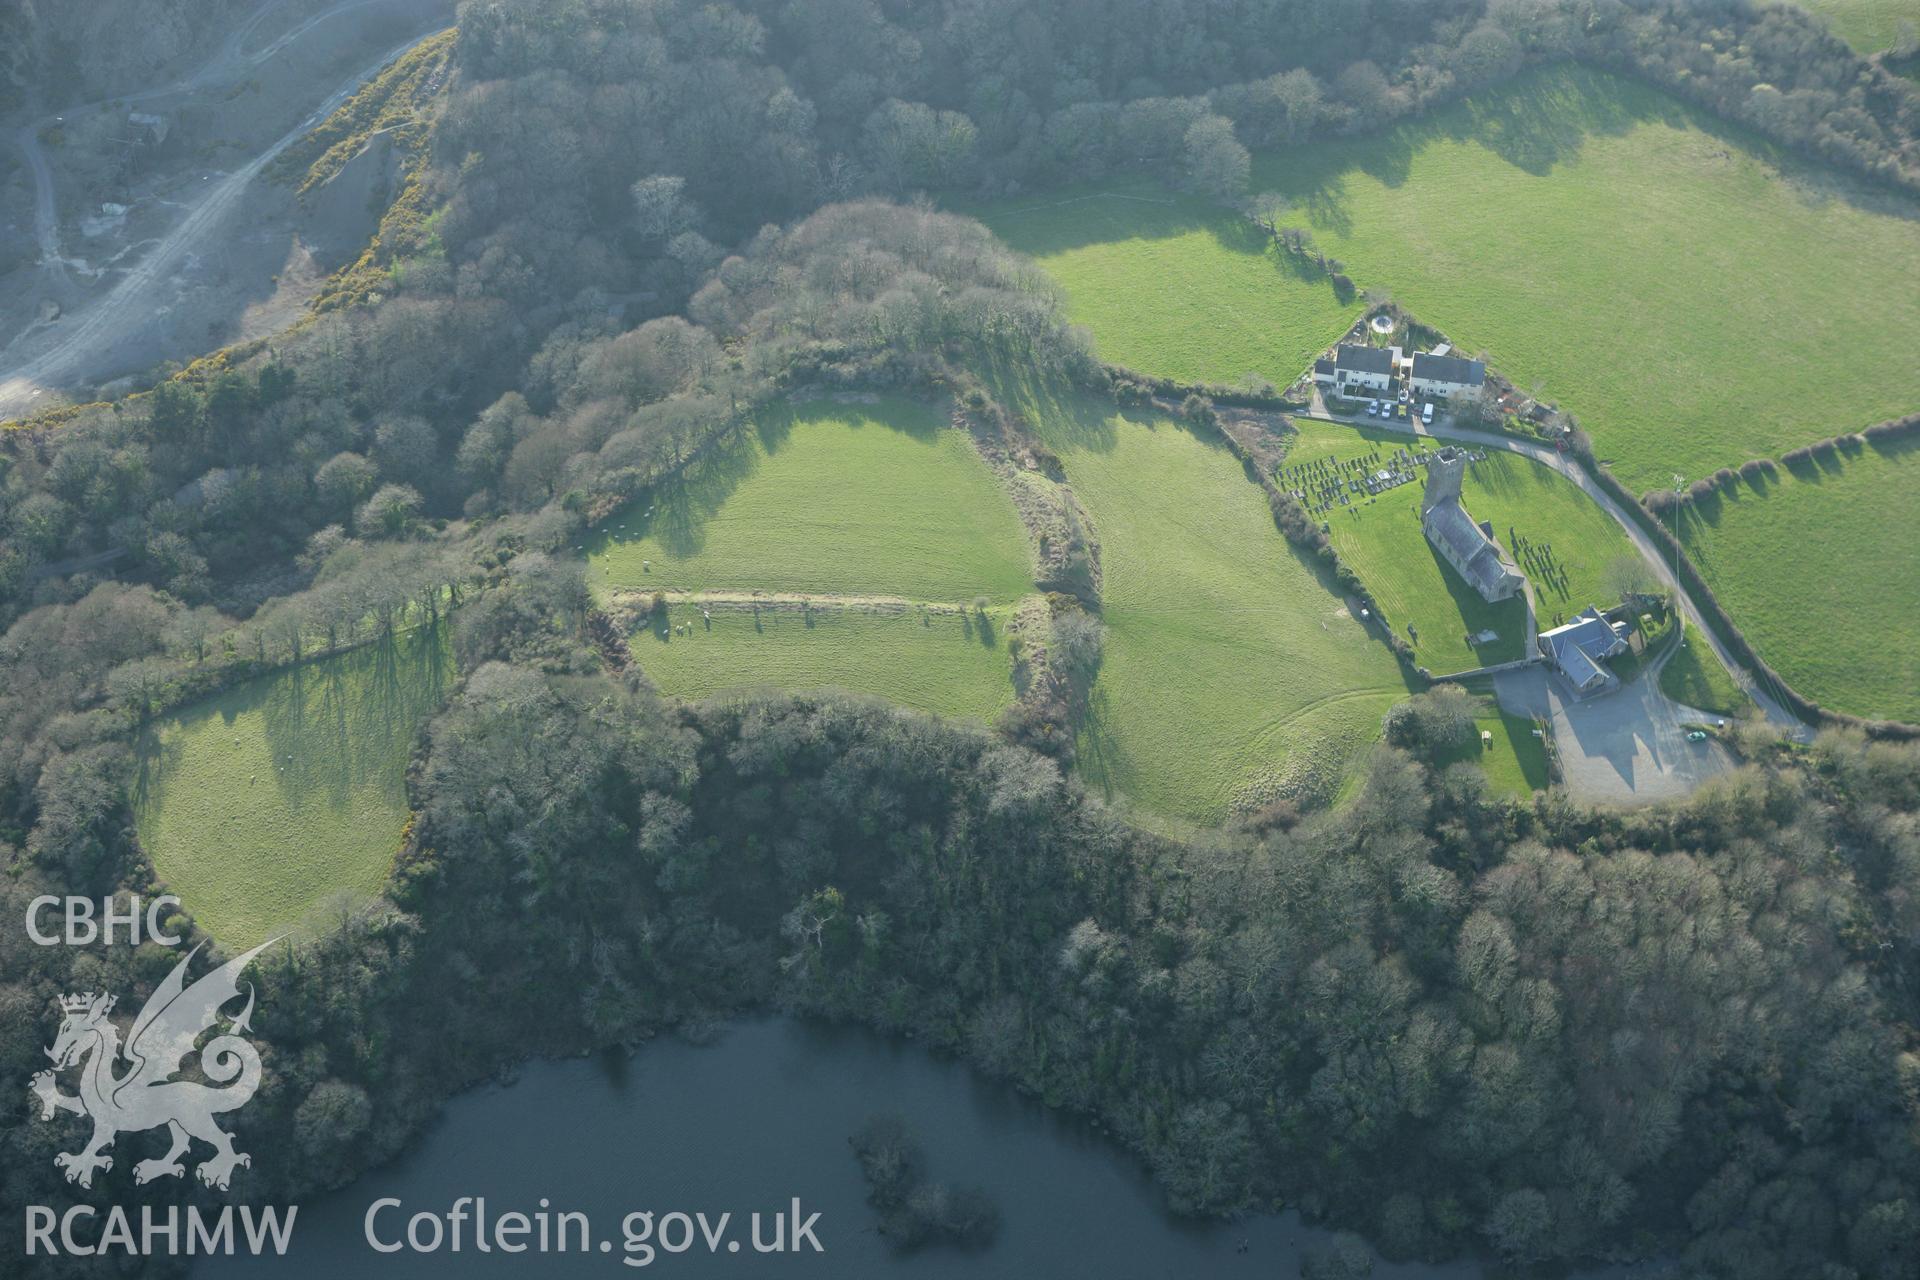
[1411,352,1486,387]
[1314,358,1335,376]
[1549,636,1610,690]
[1335,344,1396,376]
[1426,503,1525,600]
[1540,607,1628,688]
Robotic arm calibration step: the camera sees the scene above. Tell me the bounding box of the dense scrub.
[4,4,1920,1276]
[5,577,1919,1276]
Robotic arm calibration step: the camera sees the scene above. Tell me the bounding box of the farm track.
[604,588,1007,616]
[1,0,446,418]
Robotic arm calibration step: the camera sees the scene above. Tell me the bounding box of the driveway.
[1494,662,1733,806]
[1299,391,1806,740]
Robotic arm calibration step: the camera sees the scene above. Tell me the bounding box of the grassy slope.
[1256,66,1920,490]
[1658,621,1754,720]
[1801,0,1912,51]
[979,65,1920,723]
[632,602,1019,723]
[588,398,1033,604]
[979,69,1920,489]
[590,396,1033,720]
[1003,376,1409,826]
[1282,419,1642,673]
[976,189,1360,388]
[1674,440,1920,721]
[133,626,452,947]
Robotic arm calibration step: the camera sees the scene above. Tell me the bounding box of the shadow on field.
[133,625,453,824]
[1423,540,1529,659]
[980,181,1347,300]
[1256,66,1687,232]
[592,399,944,564]
[262,625,450,808]
[1260,64,1919,230]
[1074,683,1127,805]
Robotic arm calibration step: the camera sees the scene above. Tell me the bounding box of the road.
[1495,640,1735,805]
[17,119,66,294]
[12,0,378,296]
[1299,392,1808,740]
[1,2,445,418]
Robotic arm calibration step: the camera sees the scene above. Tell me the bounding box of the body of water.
[199,1018,1510,1278]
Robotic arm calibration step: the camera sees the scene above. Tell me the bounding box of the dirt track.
[0,0,447,419]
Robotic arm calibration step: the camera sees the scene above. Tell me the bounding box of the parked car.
[1366,402,1379,417]
[1686,730,1709,742]
[1421,402,1434,424]
[1395,403,1408,419]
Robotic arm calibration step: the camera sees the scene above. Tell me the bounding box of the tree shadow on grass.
[134,625,452,842]
[1251,66,1683,232]
[1073,682,1127,805]
[615,426,765,563]
[1254,62,1919,235]
[978,179,1353,315]
[130,724,187,814]
[979,185,1218,260]
[595,398,949,567]
[258,624,452,811]
[1780,452,1843,486]
[979,352,1122,454]
[1868,430,1920,463]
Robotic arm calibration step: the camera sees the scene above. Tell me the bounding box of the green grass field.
[976,190,1359,388]
[978,65,1920,725]
[1658,622,1754,720]
[1280,420,1642,674]
[1436,686,1553,799]
[133,626,452,947]
[1244,66,1920,491]
[1801,0,1914,51]
[981,67,1920,492]
[630,600,1019,722]
[588,397,1033,604]
[588,396,1034,721]
[1672,441,1920,722]
[998,374,1409,826]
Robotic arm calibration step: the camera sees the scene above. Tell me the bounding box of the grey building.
[1420,449,1526,603]
[1539,606,1631,696]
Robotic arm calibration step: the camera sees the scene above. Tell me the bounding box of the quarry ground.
[0,0,449,416]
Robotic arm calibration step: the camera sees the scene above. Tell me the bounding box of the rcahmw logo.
[26,1204,296,1260]
[29,939,276,1190]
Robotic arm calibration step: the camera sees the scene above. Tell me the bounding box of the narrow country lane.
[1298,393,1808,739]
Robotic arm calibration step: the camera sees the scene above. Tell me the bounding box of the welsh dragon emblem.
[30,939,277,1191]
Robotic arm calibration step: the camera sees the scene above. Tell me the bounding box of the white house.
[1318,344,1398,395]
[1409,351,1486,400]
